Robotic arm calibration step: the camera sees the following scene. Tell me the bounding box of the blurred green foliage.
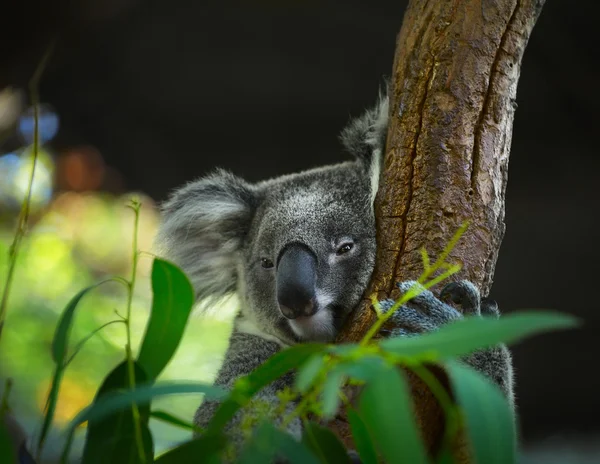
[0,192,236,460]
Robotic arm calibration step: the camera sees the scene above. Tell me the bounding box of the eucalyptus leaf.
[80,360,153,464]
[358,364,428,464]
[239,422,319,464]
[295,355,325,393]
[380,311,578,360]
[447,361,516,464]
[137,259,195,381]
[327,343,362,357]
[347,409,378,464]
[336,357,387,383]
[238,424,277,464]
[321,368,345,420]
[63,369,221,462]
[435,450,456,464]
[154,433,226,464]
[70,381,225,431]
[301,421,352,464]
[207,343,326,433]
[0,421,15,464]
[150,410,199,432]
[38,281,112,457]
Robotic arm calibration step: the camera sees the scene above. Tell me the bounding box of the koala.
[155,92,514,452]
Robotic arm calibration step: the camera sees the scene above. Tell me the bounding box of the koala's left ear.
[339,90,389,204]
[155,169,261,304]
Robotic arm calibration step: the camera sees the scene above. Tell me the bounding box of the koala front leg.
[194,331,302,452]
[196,331,364,462]
[380,280,514,406]
[441,282,515,405]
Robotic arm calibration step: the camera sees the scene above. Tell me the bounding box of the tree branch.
[333,0,545,460]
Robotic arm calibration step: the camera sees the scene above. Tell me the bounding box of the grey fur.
[194,332,302,446]
[156,170,261,306]
[155,91,513,454]
[382,280,514,406]
[339,90,389,165]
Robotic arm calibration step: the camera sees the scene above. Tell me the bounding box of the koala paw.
[377,280,513,402]
[378,280,483,337]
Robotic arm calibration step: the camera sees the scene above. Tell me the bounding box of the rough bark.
[332,0,545,460]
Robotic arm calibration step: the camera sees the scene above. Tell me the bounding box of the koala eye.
[261,257,274,269]
[336,243,354,255]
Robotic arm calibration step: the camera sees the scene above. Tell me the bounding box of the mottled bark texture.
[332,0,545,460]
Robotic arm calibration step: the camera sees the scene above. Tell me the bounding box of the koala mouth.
[286,304,345,343]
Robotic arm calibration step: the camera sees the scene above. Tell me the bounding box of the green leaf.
[380,311,579,360]
[70,382,225,431]
[239,422,319,464]
[327,343,362,357]
[38,281,111,456]
[301,421,352,464]
[80,360,154,464]
[347,409,378,464]
[207,343,326,433]
[446,361,516,464]
[238,424,277,464]
[150,410,199,432]
[63,379,223,462]
[321,368,344,420]
[336,357,387,383]
[0,422,15,464]
[154,433,226,464]
[295,355,325,393]
[137,259,195,381]
[358,364,428,464]
[51,284,103,363]
[435,450,457,464]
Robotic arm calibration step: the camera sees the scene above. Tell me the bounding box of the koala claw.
[480,297,500,318]
[439,280,481,315]
[376,280,471,337]
[376,280,513,404]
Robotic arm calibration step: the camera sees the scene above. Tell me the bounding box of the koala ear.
[339,89,389,204]
[155,169,260,304]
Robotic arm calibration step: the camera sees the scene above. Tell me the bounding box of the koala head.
[156,94,388,344]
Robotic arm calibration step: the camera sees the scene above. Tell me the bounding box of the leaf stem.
[0,43,55,340]
[124,198,146,463]
[409,363,461,457]
[64,320,126,367]
[419,221,469,284]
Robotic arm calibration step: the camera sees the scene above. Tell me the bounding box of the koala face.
[156,94,388,345]
[239,163,375,343]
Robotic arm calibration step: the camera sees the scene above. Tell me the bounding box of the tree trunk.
[333,0,545,460]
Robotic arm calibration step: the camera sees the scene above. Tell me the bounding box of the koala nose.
[276,242,318,319]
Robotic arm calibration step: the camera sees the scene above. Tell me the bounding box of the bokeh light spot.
[18,104,60,144]
[57,146,105,191]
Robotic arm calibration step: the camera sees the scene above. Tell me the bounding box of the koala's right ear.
[339,91,389,167]
[339,89,389,205]
[155,169,260,303]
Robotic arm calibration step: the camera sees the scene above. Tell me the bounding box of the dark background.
[2,0,599,459]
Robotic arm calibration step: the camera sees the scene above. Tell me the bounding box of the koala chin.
[155,90,513,450]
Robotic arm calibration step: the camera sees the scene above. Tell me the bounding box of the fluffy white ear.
[339,91,389,205]
[155,169,260,304]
